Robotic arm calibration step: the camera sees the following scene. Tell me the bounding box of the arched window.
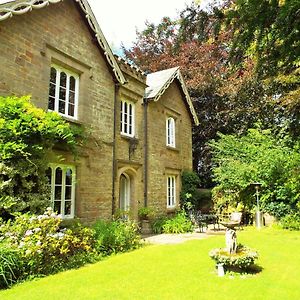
[48,65,79,119]
[166,117,176,147]
[119,174,130,211]
[47,165,76,218]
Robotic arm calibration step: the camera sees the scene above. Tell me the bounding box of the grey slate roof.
[145,67,179,99]
[145,67,199,125]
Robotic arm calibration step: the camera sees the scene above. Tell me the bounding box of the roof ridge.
[114,55,147,76]
[0,0,127,84]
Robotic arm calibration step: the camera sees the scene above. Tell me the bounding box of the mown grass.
[1,227,299,300]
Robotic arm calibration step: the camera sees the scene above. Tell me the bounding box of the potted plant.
[138,207,155,234]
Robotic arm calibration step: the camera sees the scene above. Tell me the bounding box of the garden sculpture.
[225,228,237,254]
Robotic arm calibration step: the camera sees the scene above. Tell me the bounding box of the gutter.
[143,98,148,207]
[112,83,120,216]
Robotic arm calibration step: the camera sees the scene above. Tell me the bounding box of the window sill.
[167,206,177,211]
[62,116,83,126]
[121,134,138,142]
[166,146,179,152]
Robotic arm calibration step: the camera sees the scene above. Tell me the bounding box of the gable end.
[0,0,127,84]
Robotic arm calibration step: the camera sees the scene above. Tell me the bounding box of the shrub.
[0,244,22,289]
[162,211,193,234]
[210,128,300,214]
[93,219,141,255]
[209,244,258,270]
[0,208,96,277]
[280,213,300,230]
[0,96,83,217]
[262,201,292,220]
[151,215,169,234]
[180,171,200,210]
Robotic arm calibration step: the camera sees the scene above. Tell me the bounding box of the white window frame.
[166,117,176,147]
[48,64,79,120]
[167,175,176,208]
[120,99,135,137]
[119,173,131,211]
[48,164,76,219]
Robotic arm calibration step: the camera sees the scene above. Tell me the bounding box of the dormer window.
[120,100,135,137]
[166,117,176,147]
[48,65,79,119]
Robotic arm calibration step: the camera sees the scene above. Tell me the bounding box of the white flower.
[19,242,25,248]
[45,207,53,216]
[34,227,41,233]
[25,249,31,255]
[25,230,33,236]
[36,240,42,246]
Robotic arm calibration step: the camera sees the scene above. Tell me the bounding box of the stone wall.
[0,0,195,222]
[147,81,193,214]
[0,0,116,222]
[114,64,146,219]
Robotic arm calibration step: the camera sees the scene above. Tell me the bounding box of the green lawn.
[1,228,300,300]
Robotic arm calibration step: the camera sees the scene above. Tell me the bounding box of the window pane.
[66,169,72,185]
[59,87,66,100]
[54,201,61,214]
[129,104,132,116]
[69,91,75,104]
[69,76,76,91]
[65,201,72,215]
[60,72,67,87]
[68,104,75,117]
[49,82,56,97]
[55,168,62,184]
[129,124,132,135]
[48,96,55,110]
[50,67,57,83]
[54,186,62,200]
[65,186,72,200]
[59,100,65,114]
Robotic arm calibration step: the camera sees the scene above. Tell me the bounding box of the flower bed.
[209,244,258,270]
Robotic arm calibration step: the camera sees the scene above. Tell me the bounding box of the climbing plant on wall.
[0,96,83,218]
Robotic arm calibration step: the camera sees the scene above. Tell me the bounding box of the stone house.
[0,0,199,222]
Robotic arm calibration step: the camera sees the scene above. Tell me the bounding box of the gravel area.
[143,232,210,245]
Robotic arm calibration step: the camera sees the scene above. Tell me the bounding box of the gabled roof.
[145,67,199,125]
[0,0,126,85]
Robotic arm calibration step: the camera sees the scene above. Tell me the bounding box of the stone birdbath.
[209,221,258,276]
[220,221,239,254]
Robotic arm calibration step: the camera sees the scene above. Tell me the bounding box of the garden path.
[143,232,210,245]
[143,225,227,244]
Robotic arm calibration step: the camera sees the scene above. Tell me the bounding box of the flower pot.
[141,219,152,235]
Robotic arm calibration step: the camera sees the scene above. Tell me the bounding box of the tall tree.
[124,3,278,187]
[220,0,300,136]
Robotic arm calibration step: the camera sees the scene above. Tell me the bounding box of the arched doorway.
[119,173,130,211]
